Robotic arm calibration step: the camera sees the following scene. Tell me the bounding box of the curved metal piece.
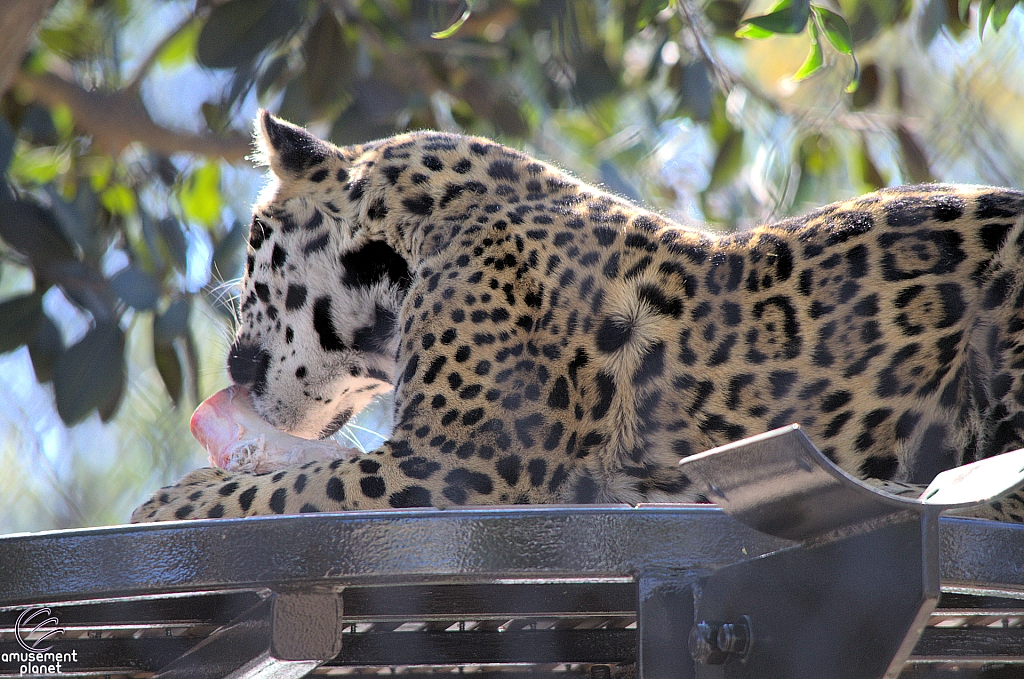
[678,424,1024,542]
[673,426,1024,679]
[921,448,1024,505]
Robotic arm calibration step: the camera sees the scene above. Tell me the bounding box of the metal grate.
[3,428,1024,679]
[2,584,1024,677]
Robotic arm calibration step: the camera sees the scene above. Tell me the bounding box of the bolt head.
[689,621,729,665]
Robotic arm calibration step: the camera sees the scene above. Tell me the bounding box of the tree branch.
[0,0,60,93]
[13,70,252,162]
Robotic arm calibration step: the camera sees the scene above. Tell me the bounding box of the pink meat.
[191,386,357,473]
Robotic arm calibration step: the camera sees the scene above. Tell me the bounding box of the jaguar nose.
[227,341,271,396]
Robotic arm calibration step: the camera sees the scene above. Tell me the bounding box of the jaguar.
[132,111,1024,522]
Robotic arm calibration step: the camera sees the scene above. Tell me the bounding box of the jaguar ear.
[256,110,334,177]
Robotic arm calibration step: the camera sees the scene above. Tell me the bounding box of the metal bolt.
[689,621,728,665]
[689,618,752,665]
[717,618,750,656]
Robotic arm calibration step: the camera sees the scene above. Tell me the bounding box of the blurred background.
[1,0,1023,532]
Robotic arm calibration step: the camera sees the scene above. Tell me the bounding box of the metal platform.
[0,427,1023,679]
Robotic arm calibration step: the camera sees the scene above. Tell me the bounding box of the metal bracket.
[638,570,696,679]
[655,424,1024,679]
[152,591,343,679]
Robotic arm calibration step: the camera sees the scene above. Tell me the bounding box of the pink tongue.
[191,385,356,472]
[190,386,261,468]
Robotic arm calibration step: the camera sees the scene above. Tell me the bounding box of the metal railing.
[1,426,1023,679]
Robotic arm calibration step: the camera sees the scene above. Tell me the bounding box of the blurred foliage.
[737,0,1019,92]
[2,0,1024,528]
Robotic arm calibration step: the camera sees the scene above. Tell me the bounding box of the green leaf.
[46,184,99,259]
[53,321,126,426]
[257,54,289,99]
[184,329,200,406]
[793,18,824,81]
[735,23,776,38]
[37,19,103,61]
[858,136,886,190]
[179,163,222,227]
[196,0,302,69]
[979,0,994,36]
[434,7,477,39]
[991,0,1017,30]
[140,211,167,272]
[200,101,232,135]
[110,265,160,310]
[896,125,933,184]
[157,19,201,68]
[152,298,193,405]
[851,62,879,109]
[99,184,137,216]
[0,199,77,271]
[844,54,860,93]
[0,293,44,354]
[637,0,672,28]
[97,361,125,422]
[708,128,745,189]
[0,118,14,176]
[86,154,113,192]
[706,0,746,35]
[153,335,184,407]
[50,104,74,140]
[28,315,61,384]
[920,0,949,44]
[304,10,355,114]
[47,260,117,323]
[158,217,189,274]
[9,146,68,184]
[959,0,972,20]
[155,299,191,342]
[38,27,80,57]
[812,6,853,53]
[742,0,811,34]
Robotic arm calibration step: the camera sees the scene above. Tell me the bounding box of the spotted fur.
[132,112,1024,523]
